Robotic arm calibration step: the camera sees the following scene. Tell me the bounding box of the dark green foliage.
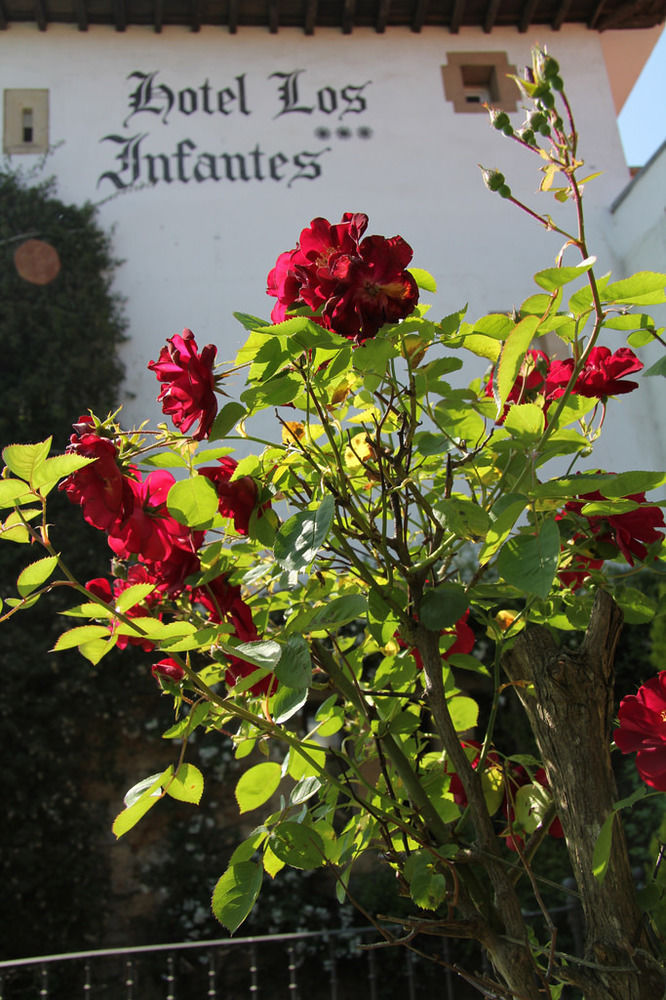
[0,170,128,959]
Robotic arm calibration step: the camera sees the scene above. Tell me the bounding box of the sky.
[617,26,666,166]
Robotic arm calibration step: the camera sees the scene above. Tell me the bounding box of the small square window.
[3,89,49,154]
[442,53,518,115]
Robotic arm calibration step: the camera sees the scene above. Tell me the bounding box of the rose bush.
[2,48,666,1000]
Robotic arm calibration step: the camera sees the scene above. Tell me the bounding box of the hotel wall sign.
[97,70,373,191]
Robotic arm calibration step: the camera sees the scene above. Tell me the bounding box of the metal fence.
[0,929,462,1000]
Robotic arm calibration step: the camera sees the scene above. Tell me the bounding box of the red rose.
[152,657,185,684]
[614,672,666,790]
[107,470,190,563]
[148,329,218,440]
[60,428,126,532]
[560,490,665,567]
[199,457,266,536]
[545,346,643,401]
[267,213,418,343]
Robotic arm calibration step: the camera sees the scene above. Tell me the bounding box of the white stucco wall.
[3,24,663,475]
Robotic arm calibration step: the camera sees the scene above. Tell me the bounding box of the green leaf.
[644,356,666,378]
[31,454,95,491]
[209,401,247,440]
[79,635,118,666]
[1,507,41,543]
[352,338,398,376]
[166,763,204,805]
[112,767,172,839]
[409,267,437,293]
[234,311,270,331]
[592,812,614,882]
[479,494,528,562]
[115,583,156,613]
[52,625,112,651]
[290,776,322,805]
[287,745,326,782]
[235,762,282,813]
[419,583,468,630]
[271,686,309,724]
[268,821,325,870]
[16,555,59,597]
[218,639,282,671]
[307,594,367,631]
[404,852,448,911]
[504,403,545,442]
[496,519,560,599]
[274,495,335,572]
[447,695,479,732]
[142,451,187,468]
[167,476,219,528]
[0,479,34,508]
[212,861,263,933]
[533,259,595,292]
[496,316,540,410]
[2,438,52,483]
[602,272,666,306]
[439,497,490,540]
[275,636,312,688]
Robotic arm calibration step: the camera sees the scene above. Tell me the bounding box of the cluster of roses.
[557,488,665,589]
[267,212,420,343]
[60,331,272,692]
[486,345,644,415]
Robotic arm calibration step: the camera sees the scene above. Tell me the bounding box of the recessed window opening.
[461,65,498,106]
[441,53,517,115]
[22,108,33,143]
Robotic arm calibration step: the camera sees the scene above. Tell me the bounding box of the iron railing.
[0,928,460,1000]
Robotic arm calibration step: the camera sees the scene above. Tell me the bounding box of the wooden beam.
[154,0,163,31]
[34,0,47,31]
[342,0,355,34]
[268,0,279,32]
[483,0,501,31]
[376,0,390,32]
[552,0,571,28]
[75,0,88,30]
[190,0,201,30]
[450,0,465,32]
[411,0,428,32]
[114,0,126,31]
[518,0,538,32]
[228,0,239,32]
[304,0,317,34]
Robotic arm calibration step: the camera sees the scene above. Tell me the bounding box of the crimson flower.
[148,329,218,440]
[560,490,664,566]
[614,672,666,790]
[267,213,419,343]
[106,470,191,563]
[544,346,643,400]
[199,457,265,536]
[60,424,126,532]
[152,657,185,684]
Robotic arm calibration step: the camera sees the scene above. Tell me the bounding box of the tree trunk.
[503,590,663,999]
